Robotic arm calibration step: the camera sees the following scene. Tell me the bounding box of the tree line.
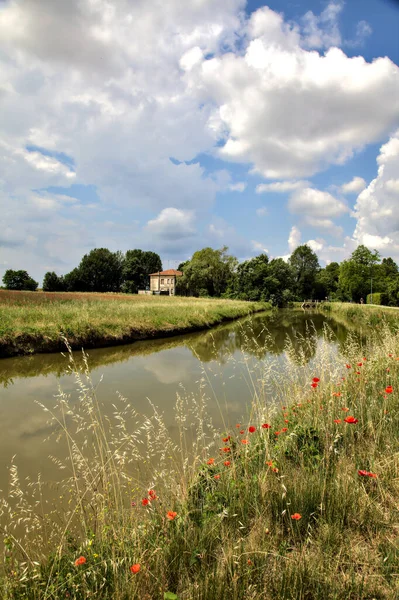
[2,244,399,306]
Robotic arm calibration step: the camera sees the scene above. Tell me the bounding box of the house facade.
[149,269,183,295]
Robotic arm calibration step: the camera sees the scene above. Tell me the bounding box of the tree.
[63,268,85,292]
[177,247,237,297]
[122,249,162,293]
[2,270,38,291]
[236,254,270,301]
[78,248,124,292]
[42,271,66,292]
[339,245,381,302]
[288,245,320,300]
[315,262,340,300]
[264,258,295,306]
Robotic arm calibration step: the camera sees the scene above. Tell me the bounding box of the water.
[0,309,355,490]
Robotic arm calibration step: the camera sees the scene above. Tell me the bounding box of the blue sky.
[0,0,398,282]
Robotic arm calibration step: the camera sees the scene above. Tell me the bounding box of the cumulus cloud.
[301,1,343,50]
[289,187,348,218]
[145,208,196,241]
[352,130,399,257]
[305,217,344,237]
[288,225,301,253]
[341,176,367,194]
[229,182,247,192]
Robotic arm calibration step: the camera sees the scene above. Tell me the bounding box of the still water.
[0,309,356,490]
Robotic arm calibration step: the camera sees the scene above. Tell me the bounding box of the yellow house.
[149,269,183,295]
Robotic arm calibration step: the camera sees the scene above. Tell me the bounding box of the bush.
[366,292,389,305]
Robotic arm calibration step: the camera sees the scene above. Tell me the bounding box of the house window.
[167,278,170,284]
[161,278,164,284]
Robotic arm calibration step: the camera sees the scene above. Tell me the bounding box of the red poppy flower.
[275,431,281,436]
[311,382,318,388]
[385,385,393,394]
[357,362,363,367]
[341,407,349,412]
[281,427,288,432]
[148,490,157,500]
[240,430,245,435]
[214,474,221,480]
[75,556,86,566]
[130,564,141,574]
[247,559,252,565]
[222,436,231,442]
[334,419,341,424]
[166,511,177,520]
[356,371,361,375]
[346,364,351,369]
[358,470,377,478]
[284,419,289,423]
[262,423,271,429]
[241,439,248,444]
[207,458,215,465]
[332,392,342,397]
[312,377,320,383]
[248,426,256,433]
[266,460,273,466]
[222,447,231,453]
[272,467,279,473]
[224,460,231,466]
[344,416,358,424]
[141,498,149,506]
[388,354,393,357]
[291,513,301,520]
[236,424,240,428]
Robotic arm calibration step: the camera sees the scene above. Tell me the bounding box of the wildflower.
[130,564,141,574]
[241,439,248,444]
[334,419,342,424]
[248,426,256,433]
[166,511,177,520]
[222,447,231,453]
[281,427,288,432]
[311,382,318,388]
[356,371,361,375]
[148,490,157,500]
[247,559,252,565]
[275,431,281,436]
[291,513,301,520]
[344,416,358,424]
[346,364,351,369]
[214,474,221,480]
[357,362,363,367]
[236,423,241,428]
[266,460,273,466]
[141,498,149,506]
[207,458,215,465]
[240,430,245,435]
[222,436,231,442]
[332,392,342,397]
[224,461,231,466]
[312,377,320,383]
[284,419,289,423]
[131,501,137,507]
[75,556,86,566]
[341,407,349,412]
[358,470,377,478]
[388,354,393,357]
[385,385,393,394]
[272,467,279,473]
[262,423,271,429]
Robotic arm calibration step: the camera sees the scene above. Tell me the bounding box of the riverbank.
[319,301,399,329]
[0,290,270,358]
[2,320,399,599]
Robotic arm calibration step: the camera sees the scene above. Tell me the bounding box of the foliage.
[77,248,124,293]
[177,247,237,297]
[339,245,381,302]
[2,269,38,291]
[122,249,162,293]
[288,245,320,299]
[314,262,340,300]
[42,271,66,292]
[366,292,389,305]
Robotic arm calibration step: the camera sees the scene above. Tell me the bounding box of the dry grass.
[0,290,269,357]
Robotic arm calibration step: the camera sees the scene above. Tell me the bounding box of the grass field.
[0,290,269,357]
[2,314,399,598]
[320,302,399,331]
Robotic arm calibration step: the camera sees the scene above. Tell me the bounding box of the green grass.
[2,317,399,598]
[0,290,270,357]
[320,302,399,331]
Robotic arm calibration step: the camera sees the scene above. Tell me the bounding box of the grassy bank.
[0,291,269,358]
[2,319,399,599]
[320,301,399,330]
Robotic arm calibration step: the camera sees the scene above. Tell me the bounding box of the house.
[149,269,183,295]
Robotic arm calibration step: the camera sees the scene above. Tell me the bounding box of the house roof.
[149,269,183,277]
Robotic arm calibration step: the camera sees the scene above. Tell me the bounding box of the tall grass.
[0,291,269,357]
[1,319,399,599]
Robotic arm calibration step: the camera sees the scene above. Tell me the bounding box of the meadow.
[0,290,269,357]
[1,314,399,599]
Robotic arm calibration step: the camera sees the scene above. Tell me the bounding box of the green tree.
[177,247,237,297]
[339,245,380,302]
[265,258,295,306]
[63,268,85,292]
[288,245,320,300]
[122,250,162,293]
[236,254,270,301]
[78,248,124,292]
[42,271,66,292]
[2,269,38,291]
[315,262,340,300]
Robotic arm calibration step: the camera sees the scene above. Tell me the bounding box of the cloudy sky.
[0,0,398,282]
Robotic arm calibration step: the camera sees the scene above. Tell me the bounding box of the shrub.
[366,292,389,305]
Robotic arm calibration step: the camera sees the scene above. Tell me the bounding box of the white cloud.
[256,181,307,194]
[288,225,301,253]
[301,1,343,50]
[251,240,268,254]
[229,182,247,192]
[305,217,343,237]
[289,187,348,218]
[352,130,399,258]
[256,206,268,217]
[341,176,366,194]
[145,208,196,240]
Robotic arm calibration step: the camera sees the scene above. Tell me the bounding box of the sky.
[0,0,398,282]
